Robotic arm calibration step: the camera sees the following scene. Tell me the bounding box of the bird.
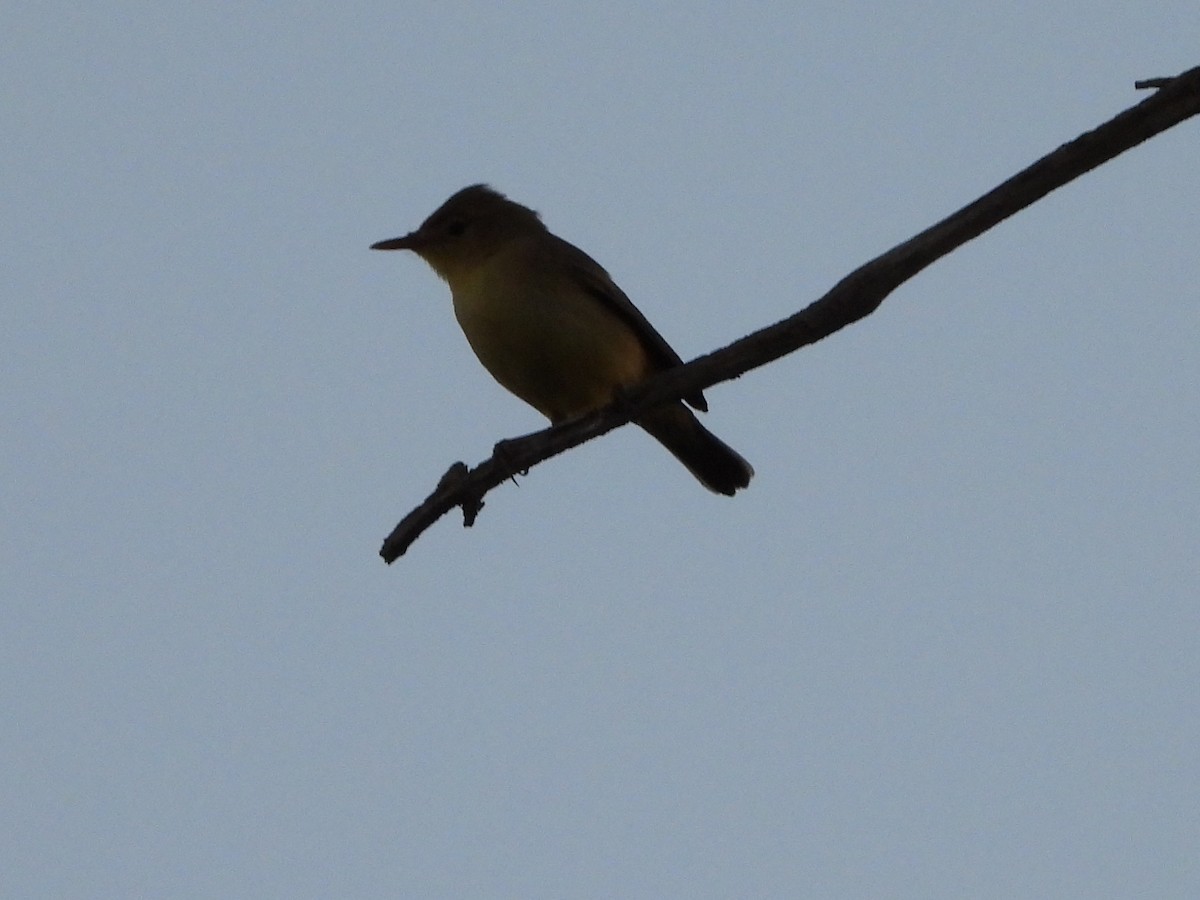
[371,184,753,495]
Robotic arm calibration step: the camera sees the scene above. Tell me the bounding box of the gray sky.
[4,3,1198,898]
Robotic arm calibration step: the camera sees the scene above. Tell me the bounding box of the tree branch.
[381,66,1200,563]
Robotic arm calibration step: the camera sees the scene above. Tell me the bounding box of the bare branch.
[381,65,1200,563]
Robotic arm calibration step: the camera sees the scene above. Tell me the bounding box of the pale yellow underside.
[444,240,650,422]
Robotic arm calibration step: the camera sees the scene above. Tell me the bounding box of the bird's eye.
[446,220,468,237]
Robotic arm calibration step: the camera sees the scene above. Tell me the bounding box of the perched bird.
[371,185,753,495]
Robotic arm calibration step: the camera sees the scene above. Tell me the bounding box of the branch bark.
[381,66,1200,563]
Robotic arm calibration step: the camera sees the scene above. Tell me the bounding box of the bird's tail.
[637,404,753,496]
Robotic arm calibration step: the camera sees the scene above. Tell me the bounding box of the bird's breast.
[448,265,649,422]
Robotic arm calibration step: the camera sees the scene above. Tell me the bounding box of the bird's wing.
[550,234,708,412]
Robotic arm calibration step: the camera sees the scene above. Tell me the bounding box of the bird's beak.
[370,231,422,251]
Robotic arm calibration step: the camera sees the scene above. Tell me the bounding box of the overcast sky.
[4,3,1198,898]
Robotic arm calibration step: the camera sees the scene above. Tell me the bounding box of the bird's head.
[371,184,545,280]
